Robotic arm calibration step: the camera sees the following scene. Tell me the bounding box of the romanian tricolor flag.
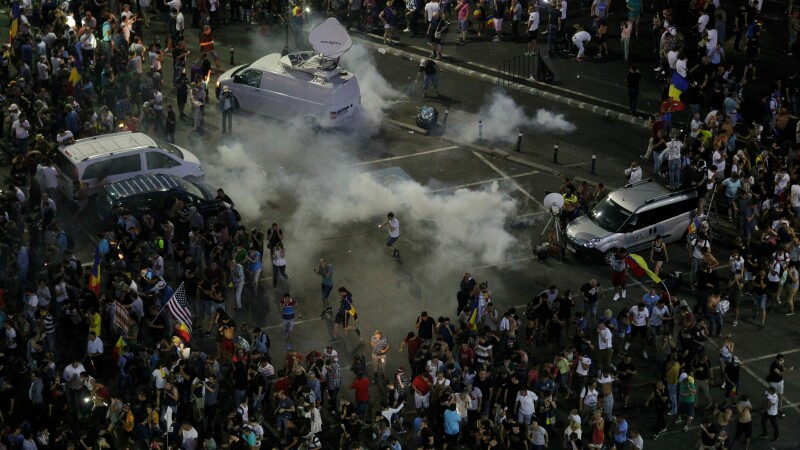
[89,247,101,296]
[467,297,479,331]
[688,215,702,235]
[9,19,18,43]
[175,322,191,343]
[112,335,126,364]
[626,253,662,284]
[66,67,81,96]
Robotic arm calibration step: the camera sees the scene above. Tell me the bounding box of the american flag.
[167,283,192,331]
[115,301,132,335]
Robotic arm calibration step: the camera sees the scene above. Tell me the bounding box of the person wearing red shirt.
[399,332,423,368]
[412,372,433,410]
[272,371,292,397]
[457,342,476,368]
[350,372,371,417]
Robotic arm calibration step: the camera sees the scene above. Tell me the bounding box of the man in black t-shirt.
[616,354,637,408]
[765,353,793,417]
[416,311,436,344]
[580,279,600,325]
[416,59,439,98]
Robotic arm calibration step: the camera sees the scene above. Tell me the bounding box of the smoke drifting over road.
[200,45,524,274]
[455,91,577,144]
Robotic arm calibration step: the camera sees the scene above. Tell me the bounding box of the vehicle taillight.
[74,167,79,180]
[330,111,337,120]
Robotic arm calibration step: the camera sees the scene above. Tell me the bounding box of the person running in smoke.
[379,212,401,257]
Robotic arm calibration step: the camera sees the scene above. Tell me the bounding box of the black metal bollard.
[442,107,450,127]
[516,131,523,152]
[591,153,597,175]
[553,142,559,163]
[230,47,235,65]
[479,120,483,140]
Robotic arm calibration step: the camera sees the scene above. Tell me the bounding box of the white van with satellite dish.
[216,18,361,124]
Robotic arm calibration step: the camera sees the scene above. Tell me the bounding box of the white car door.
[232,69,265,111]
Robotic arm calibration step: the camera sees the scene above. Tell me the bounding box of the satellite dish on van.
[308,18,353,60]
[543,192,565,215]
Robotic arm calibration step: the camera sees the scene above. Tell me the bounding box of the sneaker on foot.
[683,425,689,433]
[622,289,627,298]
[732,320,738,326]
[329,338,339,343]
[643,350,648,359]
[640,154,648,161]
[392,249,400,257]
[613,293,620,301]
[355,327,362,337]
[786,312,795,316]
[667,411,677,416]
[674,418,683,424]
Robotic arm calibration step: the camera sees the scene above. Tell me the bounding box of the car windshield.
[172,177,206,199]
[589,197,632,232]
[160,142,184,159]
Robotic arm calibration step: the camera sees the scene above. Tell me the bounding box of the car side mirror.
[232,74,241,83]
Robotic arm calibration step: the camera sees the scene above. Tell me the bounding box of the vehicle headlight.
[583,238,603,248]
[215,81,221,89]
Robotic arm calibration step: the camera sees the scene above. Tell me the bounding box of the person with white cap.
[218,85,234,134]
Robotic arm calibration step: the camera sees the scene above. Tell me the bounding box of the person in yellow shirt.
[88,308,102,337]
[563,188,580,220]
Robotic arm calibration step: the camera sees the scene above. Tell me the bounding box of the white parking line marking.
[739,347,800,364]
[353,146,461,166]
[706,340,800,414]
[432,170,540,192]
[472,151,541,206]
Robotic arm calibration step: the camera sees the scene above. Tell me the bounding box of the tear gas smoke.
[454,91,577,144]
[201,47,525,277]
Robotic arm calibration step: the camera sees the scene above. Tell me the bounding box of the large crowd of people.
[0,0,799,449]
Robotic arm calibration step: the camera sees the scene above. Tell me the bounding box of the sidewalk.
[354,1,798,122]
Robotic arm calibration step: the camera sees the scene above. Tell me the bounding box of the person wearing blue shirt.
[719,172,742,221]
[613,414,629,445]
[643,288,660,314]
[246,247,262,295]
[240,427,256,447]
[442,402,460,449]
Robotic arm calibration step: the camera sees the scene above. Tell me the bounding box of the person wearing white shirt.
[597,322,613,370]
[762,387,779,440]
[774,169,790,196]
[425,357,443,379]
[515,389,538,424]
[629,303,650,358]
[424,0,440,22]
[712,149,726,182]
[624,162,643,184]
[87,332,104,357]
[579,381,599,418]
[572,29,592,60]
[790,184,800,217]
[675,54,688,77]
[696,12,709,33]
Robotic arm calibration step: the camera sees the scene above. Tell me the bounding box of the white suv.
[54,132,205,202]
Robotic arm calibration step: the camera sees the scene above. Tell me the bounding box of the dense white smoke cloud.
[454,91,577,144]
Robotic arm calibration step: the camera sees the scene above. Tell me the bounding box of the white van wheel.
[301,115,320,130]
[603,249,617,266]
